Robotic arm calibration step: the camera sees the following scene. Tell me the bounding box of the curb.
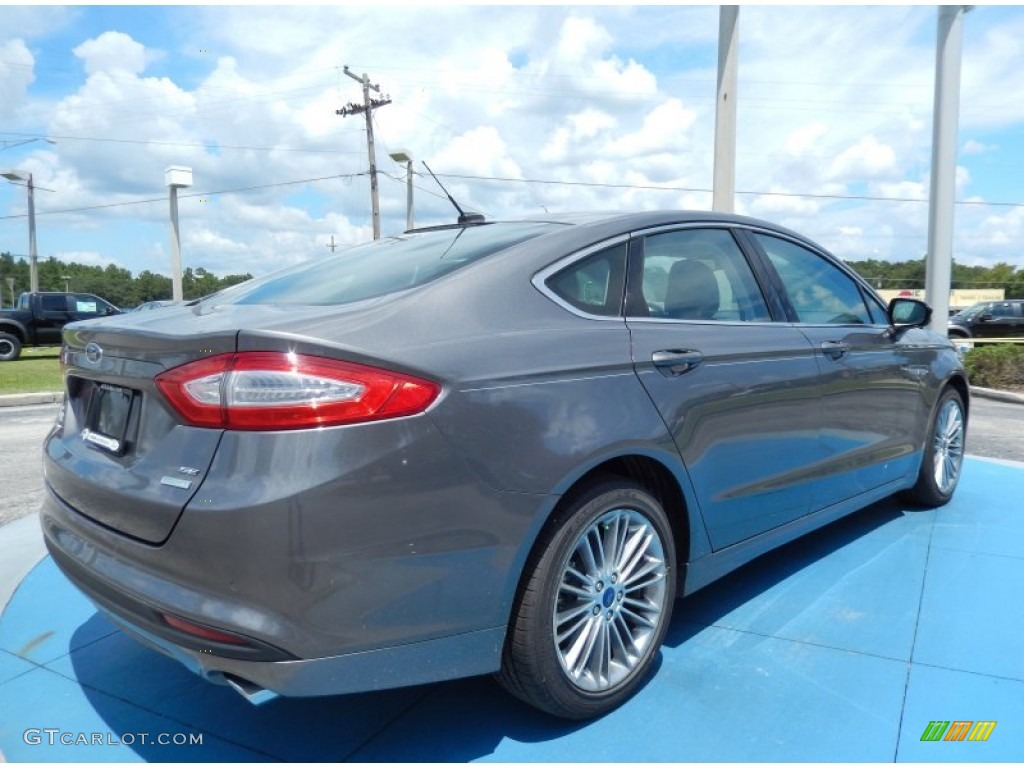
[969,385,1024,405]
[0,391,62,407]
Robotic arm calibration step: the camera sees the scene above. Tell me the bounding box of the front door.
[626,226,824,551]
[750,233,925,506]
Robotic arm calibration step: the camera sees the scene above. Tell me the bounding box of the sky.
[1,3,1023,283]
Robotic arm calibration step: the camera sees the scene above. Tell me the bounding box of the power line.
[4,169,1021,223]
[431,172,1024,209]
[0,130,364,155]
[0,172,366,220]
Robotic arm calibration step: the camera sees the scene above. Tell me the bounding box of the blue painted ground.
[1,457,1021,762]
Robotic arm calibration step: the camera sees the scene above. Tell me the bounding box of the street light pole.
[27,173,37,292]
[165,166,193,302]
[1,169,40,291]
[2,139,55,293]
[389,149,414,231]
[712,5,739,213]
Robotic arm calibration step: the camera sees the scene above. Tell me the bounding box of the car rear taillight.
[155,352,440,430]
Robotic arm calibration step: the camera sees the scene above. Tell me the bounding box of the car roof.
[410,210,812,244]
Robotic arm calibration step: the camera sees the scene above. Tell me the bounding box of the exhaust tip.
[223,673,280,705]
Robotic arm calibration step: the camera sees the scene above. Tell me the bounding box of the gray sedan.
[41,211,966,719]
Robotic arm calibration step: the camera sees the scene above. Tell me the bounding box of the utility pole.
[337,66,392,239]
[326,235,339,252]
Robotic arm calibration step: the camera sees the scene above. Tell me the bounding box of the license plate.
[82,384,134,455]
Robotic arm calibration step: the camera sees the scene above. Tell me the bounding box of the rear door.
[36,294,70,344]
[747,231,926,506]
[625,226,824,551]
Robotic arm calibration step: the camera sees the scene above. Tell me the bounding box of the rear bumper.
[41,489,510,697]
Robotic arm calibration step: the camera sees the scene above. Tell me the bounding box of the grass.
[0,346,64,395]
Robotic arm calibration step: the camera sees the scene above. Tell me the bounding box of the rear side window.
[546,243,627,317]
[756,234,873,325]
[224,222,561,306]
[41,295,68,312]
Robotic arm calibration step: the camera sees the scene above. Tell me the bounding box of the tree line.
[2,251,1021,310]
[0,253,252,309]
[845,257,1024,298]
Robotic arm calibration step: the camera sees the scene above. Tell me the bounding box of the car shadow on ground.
[66,496,920,762]
[664,495,920,648]
[68,613,589,761]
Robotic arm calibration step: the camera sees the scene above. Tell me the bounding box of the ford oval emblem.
[85,342,103,364]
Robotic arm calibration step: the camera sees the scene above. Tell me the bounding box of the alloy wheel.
[932,397,965,496]
[552,507,668,692]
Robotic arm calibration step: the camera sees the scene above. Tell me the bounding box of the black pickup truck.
[0,291,121,361]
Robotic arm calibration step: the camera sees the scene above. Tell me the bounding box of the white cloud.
[1,5,1021,279]
[0,39,35,119]
[54,250,121,268]
[785,122,829,157]
[73,31,152,76]
[962,139,996,156]
[828,135,897,181]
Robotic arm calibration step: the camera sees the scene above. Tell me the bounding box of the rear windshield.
[219,222,562,306]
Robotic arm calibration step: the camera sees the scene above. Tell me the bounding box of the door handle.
[652,349,703,376]
[820,341,850,361]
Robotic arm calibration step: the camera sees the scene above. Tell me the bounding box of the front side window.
[755,234,873,325]
[631,228,770,322]
[989,302,1019,318]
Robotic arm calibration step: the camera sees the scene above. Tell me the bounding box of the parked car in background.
[0,291,120,361]
[42,211,967,720]
[948,300,1024,339]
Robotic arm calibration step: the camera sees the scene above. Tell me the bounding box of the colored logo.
[920,720,996,742]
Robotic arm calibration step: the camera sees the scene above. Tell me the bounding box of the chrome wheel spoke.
[623,557,665,591]
[556,601,595,632]
[558,581,594,600]
[566,616,602,678]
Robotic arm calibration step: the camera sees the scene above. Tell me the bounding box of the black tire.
[497,480,676,720]
[0,332,22,362]
[904,388,966,507]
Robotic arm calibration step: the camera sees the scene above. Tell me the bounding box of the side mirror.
[978,313,993,322]
[888,297,932,329]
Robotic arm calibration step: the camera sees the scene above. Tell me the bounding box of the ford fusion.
[42,211,967,719]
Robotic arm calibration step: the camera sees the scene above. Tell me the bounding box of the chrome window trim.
[533,222,758,322]
[532,234,631,321]
[533,220,888,329]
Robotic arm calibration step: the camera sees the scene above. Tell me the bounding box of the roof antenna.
[422,162,485,225]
